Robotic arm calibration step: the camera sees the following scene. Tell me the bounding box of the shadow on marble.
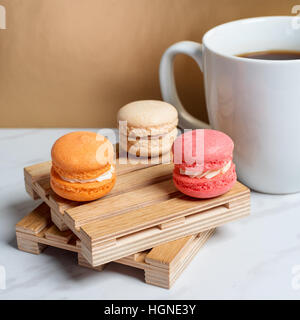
[38,246,145,286]
[208,227,235,245]
[5,199,42,249]
[4,199,38,248]
[105,262,144,283]
[13,235,145,286]
[7,198,145,285]
[7,198,239,288]
[5,198,43,225]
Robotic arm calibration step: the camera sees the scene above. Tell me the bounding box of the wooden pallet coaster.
[16,203,215,289]
[24,159,250,266]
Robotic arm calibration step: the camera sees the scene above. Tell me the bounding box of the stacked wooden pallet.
[16,203,215,288]
[18,158,250,288]
[24,160,250,266]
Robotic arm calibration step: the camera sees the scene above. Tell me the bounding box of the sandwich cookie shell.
[117,100,178,157]
[50,131,116,201]
[172,129,237,198]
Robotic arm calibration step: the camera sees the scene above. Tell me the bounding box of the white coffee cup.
[160,16,300,194]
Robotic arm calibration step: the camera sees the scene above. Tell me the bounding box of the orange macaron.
[50,131,116,202]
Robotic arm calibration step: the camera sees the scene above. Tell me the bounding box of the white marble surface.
[1,129,300,300]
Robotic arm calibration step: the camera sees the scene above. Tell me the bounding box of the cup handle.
[159,41,210,129]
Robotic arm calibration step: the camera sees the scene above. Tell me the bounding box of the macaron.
[172,129,237,198]
[50,131,116,202]
[117,100,178,157]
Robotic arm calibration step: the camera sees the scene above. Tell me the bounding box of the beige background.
[0,0,296,128]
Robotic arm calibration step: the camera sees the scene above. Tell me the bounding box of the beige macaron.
[117,100,178,157]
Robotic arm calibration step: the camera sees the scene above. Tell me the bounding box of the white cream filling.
[126,127,178,142]
[119,119,178,137]
[180,161,231,179]
[60,165,115,184]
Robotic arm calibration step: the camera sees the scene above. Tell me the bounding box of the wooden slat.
[225,196,250,209]
[145,235,194,267]
[25,182,39,200]
[33,178,52,198]
[77,253,106,271]
[47,163,173,218]
[24,157,162,215]
[145,229,214,278]
[16,235,47,254]
[116,252,149,270]
[44,225,73,244]
[116,157,159,175]
[65,179,178,230]
[23,161,250,269]
[81,205,250,266]
[24,161,52,183]
[50,209,69,232]
[16,203,215,288]
[48,193,76,215]
[16,203,51,235]
[102,163,173,196]
[17,231,80,253]
[158,217,186,230]
[81,182,248,244]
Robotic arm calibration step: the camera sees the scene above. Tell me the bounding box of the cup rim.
[202,16,300,64]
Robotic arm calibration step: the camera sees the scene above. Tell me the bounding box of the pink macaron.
[172,129,237,198]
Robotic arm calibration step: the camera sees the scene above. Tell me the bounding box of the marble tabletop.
[1,128,300,300]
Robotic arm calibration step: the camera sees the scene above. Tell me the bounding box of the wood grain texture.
[158,217,186,230]
[24,161,51,183]
[16,203,214,288]
[24,160,173,221]
[33,178,52,199]
[144,229,215,288]
[17,231,80,253]
[145,235,193,267]
[82,205,249,266]
[16,203,51,235]
[65,179,179,230]
[50,209,69,232]
[81,182,249,243]
[25,182,40,200]
[16,235,48,255]
[102,163,173,197]
[77,253,106,272]
[24,160,250,267]
[44,225,73,244]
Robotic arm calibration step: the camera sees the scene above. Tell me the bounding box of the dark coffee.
[237,50,300,60]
